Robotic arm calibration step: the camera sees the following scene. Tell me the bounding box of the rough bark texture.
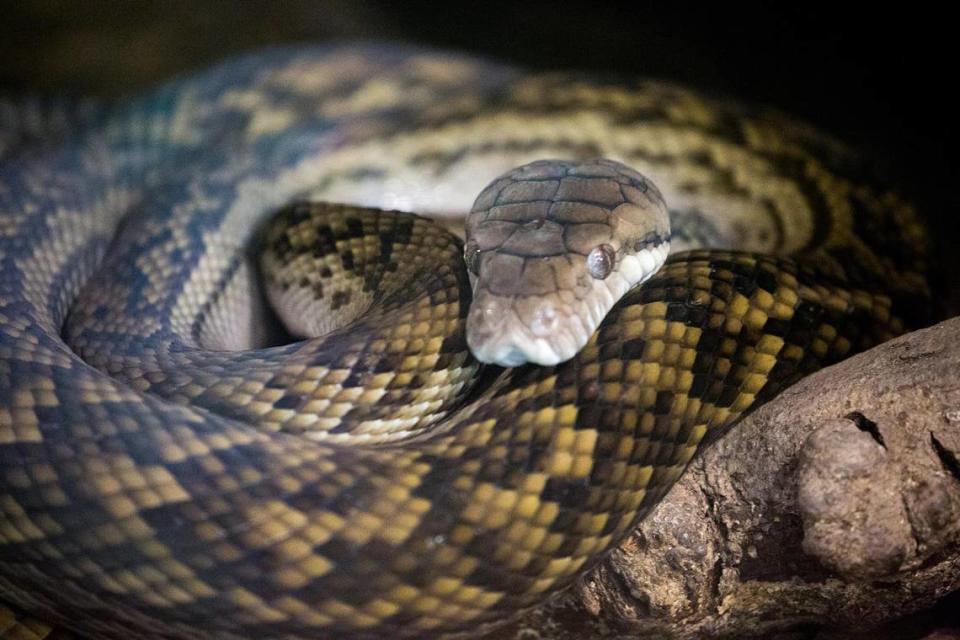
[488,317,960,639]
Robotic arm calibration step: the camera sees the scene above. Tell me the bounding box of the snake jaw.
[467,290,584,367]
[617,240,671,292]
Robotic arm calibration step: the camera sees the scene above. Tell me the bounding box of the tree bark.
[489,317,960,639]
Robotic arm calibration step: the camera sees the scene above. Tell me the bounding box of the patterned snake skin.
[0,45,932,639]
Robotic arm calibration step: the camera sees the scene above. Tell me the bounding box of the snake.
[0,44,933,639]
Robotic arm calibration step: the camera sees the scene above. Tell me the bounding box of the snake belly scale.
[0,45,931,639]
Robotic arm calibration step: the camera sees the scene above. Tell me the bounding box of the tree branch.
[490,317,960,639]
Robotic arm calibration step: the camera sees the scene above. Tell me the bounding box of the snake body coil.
[0,45,931,639]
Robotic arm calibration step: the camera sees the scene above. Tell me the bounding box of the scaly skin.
[0,44,930,639]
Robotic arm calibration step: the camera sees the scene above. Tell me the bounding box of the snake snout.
[530,302,559,337]
[478,296,508,329]
[467,291,581,367]
[466,293,520,365]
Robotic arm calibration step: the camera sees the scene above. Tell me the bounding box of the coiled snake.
[0,45,932,639]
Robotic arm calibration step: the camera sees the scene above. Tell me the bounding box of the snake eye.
[464,241,482,275]
[587,244,615,279]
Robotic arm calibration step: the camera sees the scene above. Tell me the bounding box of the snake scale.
[0,45,932,639]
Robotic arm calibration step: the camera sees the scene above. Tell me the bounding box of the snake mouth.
[467,242,670,367]
[466,295,589,367]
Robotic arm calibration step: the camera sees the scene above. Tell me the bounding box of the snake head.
[465,158,671,367]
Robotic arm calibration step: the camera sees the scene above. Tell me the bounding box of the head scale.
[464,158,671,367]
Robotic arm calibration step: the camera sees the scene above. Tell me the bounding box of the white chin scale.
[470,242,671,368]
[611,241,671,302]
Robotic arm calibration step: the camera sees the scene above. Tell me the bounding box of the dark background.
[0,1,956,275]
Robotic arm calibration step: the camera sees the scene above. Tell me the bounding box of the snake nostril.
[530,303,558,336]
[476,297,507,329]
